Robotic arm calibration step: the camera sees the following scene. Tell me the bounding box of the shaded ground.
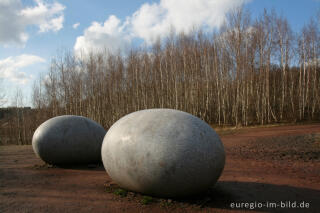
[0,124,320,212]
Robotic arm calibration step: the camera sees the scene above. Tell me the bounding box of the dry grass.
[229,133,320,162]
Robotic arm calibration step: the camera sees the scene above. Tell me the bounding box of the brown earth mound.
[1,124,319,212]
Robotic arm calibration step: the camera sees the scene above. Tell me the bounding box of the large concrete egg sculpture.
[32,115,106,165]
[101,109,225,197]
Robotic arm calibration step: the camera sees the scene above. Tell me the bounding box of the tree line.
[2,8,319,145]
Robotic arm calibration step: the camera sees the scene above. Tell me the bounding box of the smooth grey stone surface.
[101,109,225,198]
[32,115,106,165]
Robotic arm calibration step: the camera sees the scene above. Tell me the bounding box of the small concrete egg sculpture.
[32,115,106,165]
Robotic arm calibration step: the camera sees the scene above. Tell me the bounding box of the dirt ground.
[0,124,319,213]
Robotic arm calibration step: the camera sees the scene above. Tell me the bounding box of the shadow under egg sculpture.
[101,109,225,198]
[32,115,106,165]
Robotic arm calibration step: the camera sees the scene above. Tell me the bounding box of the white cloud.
[74,15,131,57]
[20,0,65,32]
[0,0,65,46]
[130,0,252,44]
[0,54,45,84]
[74,0,251,55]
[73,22,80,29]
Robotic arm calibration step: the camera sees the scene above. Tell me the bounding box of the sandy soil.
[0,124,319,213]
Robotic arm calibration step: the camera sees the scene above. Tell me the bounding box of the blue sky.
[0,0,319,107]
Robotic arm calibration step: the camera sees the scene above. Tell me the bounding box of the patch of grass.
[33,163,56,169]
[105,186,113,193]
[113,188,128,197]
[160,199,174,208]
[141,196,154,205]
[104,182,117,193]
